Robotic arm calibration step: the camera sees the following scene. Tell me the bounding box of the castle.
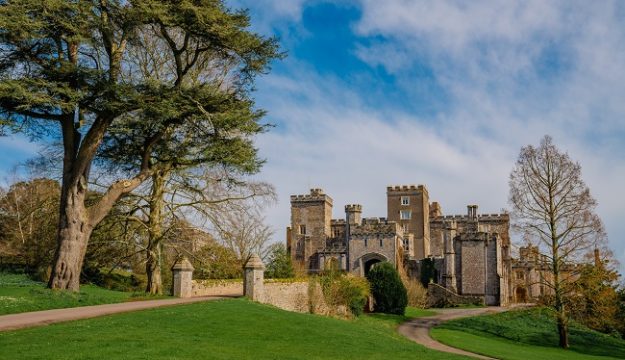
[286,185,513,306]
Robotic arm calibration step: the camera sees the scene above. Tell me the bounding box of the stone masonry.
[287,184,513,306]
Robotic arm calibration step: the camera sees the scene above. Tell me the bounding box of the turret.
[345,204,362,226]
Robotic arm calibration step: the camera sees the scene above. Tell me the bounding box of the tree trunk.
[557,313,569,348]
[48,183,92,291]
[145,171,167,295]
[145,244,163,295]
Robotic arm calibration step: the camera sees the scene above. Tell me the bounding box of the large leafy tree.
[0,1,280,291]
[509,135,606,348]
[96,21,276,294]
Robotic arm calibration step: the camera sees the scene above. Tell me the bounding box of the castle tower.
[345,204,362,225]
[289,188,333,271]
[386,185,431,259]
[443,220,457,291]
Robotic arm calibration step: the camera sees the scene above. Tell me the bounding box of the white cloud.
[250,1,625,273]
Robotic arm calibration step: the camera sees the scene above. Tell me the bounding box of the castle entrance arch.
[359,253,388,276]
[515,287,527,303]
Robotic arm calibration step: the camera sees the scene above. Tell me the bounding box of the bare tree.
[509,135,606,348]
[211,206,275,266]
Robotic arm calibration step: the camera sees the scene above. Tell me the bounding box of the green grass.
[0,272,166,315]
[431,307,625,360]
[0,299,464,360]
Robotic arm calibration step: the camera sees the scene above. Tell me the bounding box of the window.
[516,271,525,280]
[401,196,410,205]
[364,238,368,247]
[299,225,306,235]
[402,224,409,233]
[400,210,411,220]
[379,238,383,247]
[403,238,410,251]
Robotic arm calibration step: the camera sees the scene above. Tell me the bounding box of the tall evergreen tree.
[0,1,281,290]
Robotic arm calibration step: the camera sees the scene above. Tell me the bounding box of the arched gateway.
[359,253,388,276]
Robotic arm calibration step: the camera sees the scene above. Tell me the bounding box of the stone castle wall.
[192,279,312,313]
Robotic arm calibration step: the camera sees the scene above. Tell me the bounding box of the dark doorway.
[515,287,527,303]
[364,258,382,276]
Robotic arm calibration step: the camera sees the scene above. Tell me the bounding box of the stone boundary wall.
[427,283,484,308]
[192,279,243,297]
[191,278,313,313]
[262,281,309,313]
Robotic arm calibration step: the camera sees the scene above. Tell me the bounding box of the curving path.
[398,307,510,360]
[0,295,229,332]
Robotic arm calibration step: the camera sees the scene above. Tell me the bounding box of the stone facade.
[509,245,583,303]
[287,185,513,306]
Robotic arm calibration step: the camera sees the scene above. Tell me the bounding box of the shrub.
[264,244,295,279]
[403,277,428,308]
[366,262,408,315]
[313,270,370,317]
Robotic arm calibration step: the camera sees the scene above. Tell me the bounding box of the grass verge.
[0,272,166,315]
[431,307,625,360]
[0,299,459,360]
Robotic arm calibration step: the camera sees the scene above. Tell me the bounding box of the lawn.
[0,272,165,315]
[431,307,625,360]
[0,298,464,360]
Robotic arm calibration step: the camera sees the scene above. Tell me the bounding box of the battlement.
[351,222,399,237]
[434,213,509,221]
[345,204,362,212]
[290,188,333,205]
[331,219,346,224]
[386,184,425,192]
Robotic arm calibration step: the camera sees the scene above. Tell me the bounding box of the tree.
[509,135,606,348]
[570,249,621,335]
[0,178,59,277]
[264,243,294,279]
[211,204,275,266]
[366,262,408,315]
[0,1,281,290]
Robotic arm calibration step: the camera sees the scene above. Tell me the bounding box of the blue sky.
[2,1,625,273]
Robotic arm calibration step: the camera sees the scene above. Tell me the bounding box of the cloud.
[0,0,623,273]
[249,1,625,272]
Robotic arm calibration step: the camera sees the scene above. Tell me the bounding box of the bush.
[366,262,408,315]
[314,269,370,317]
[264,244,295,279]
[403,277,428,308]
[81,267,145,292]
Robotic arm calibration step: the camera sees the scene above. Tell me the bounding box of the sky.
[1,1,624,273]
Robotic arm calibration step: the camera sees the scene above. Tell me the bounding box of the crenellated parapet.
[386,184,427,196]
[350,221,401,237]
[344,204,362,212]
[290,188,333,205]
[432,213,509,221]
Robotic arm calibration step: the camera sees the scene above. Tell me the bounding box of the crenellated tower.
[288,188,333,271]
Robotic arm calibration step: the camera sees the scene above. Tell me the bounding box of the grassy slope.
[0,299,464,360]
[431,307,625,360]
[0,273,164,315]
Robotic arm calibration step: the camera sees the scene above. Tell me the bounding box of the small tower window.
[299,225,306,235]
[400,210,411,220]
[364,238,368,247]
[379,238,383,247]
[401,196,410,205]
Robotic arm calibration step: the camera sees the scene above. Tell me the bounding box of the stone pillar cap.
[171,257,194,271]
[244,254,265,270]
